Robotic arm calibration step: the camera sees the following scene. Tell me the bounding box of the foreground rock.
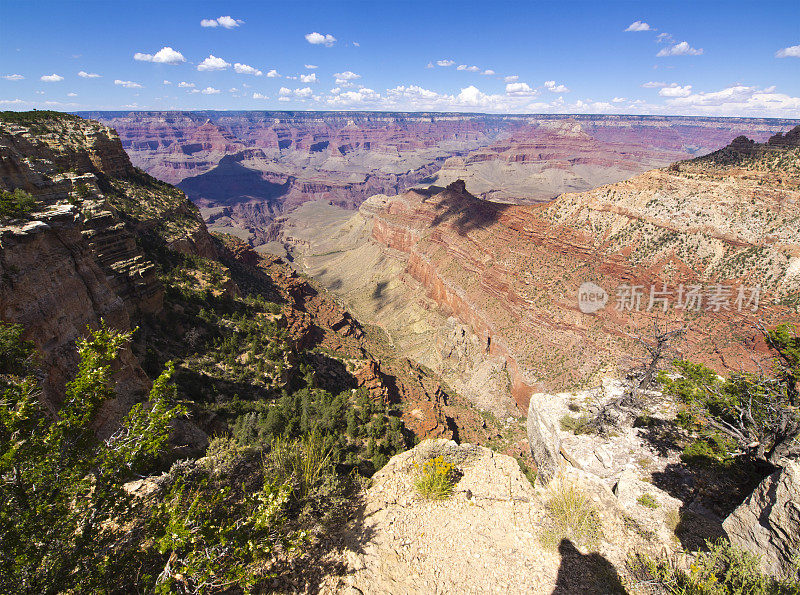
[723,460,800,580]
[318,439,681,594]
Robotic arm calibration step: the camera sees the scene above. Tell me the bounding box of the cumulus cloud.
[201,86,220,95]
[612,97,626,103]
[78,71,101,78]
[178,81,195,88]
[197,55,231,71]
[656,32,674,44]
[134,47,185,64]
[326,88,381,106]
[481,69,496,76]
[253,92,268,99]
[642,81,667,88]
[163,79,172,85]
[436,59,455,67]
[266,69,280,78]
[505,82,537,97]
[3,74,24,81]
[300,73,317,83]
[201,16,243,28]
[544,80,570,93]
[426,62,434,69]
[279,87,292,96]
[0,99,26,105]
[658,83,692,97]
[457,65,480,72]
[295,87,313,98]
[67,92,77,97]
[305,64,318,69]
[657,41,703,57]
[663,84,800,117]
[504,75,519,83]
[305,32,336,46]
[40,73,64,82]
[114,79,143,88]
[234,63,262,76]
[625,21,651,32]
[776,45,800,58]
[333,70,361,86]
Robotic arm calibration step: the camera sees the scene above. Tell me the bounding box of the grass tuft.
[540,480,602,551]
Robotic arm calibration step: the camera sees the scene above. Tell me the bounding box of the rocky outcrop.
[527,392,563,483]
[0,113,217,435]
[723,460,800,580]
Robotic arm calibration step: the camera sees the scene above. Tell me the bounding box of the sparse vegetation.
[629,540,800,594]
[539,480,601,551]
[413,455,458,500]
[0,188,36,220]
[637,493,659,509]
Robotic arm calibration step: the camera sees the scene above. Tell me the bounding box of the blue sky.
[1,0,799,116]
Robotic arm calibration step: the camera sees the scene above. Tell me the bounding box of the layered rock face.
[78,111,797,248]
[293,128,800,412]
[0,114,215,434]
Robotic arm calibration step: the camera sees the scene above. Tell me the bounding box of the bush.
[637,493,660,509]
[539,481,601,551]
[413,456,457,500]
[560,413,592,434]
[0,188,36,220]
[629,540,800,594]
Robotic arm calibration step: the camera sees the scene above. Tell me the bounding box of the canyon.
[78,111,799,249]
[286,126,800,413]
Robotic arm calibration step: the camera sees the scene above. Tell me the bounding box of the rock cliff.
[293,128,800,413]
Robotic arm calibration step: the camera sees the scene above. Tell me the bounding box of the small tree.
[0,321,185,593]
[660,323,800,468]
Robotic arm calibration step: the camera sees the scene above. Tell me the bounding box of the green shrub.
[0,188,36,219]
[413,456,457,500]
[560,413,592,434]
[540,481,601,551]
[629,540,800,594]
[637,493,660,509]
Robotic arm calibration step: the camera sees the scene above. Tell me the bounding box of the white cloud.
[278,97,291,102]
[295,87,313,98]
[326,87,381,106]
[505,82,537,97]
[656,33,674,44]
[178,81,195,88]
[663,84,800,117]
[77,71,101,79]
[305,32,336,46]
[776,45,800,58]
[457,65,480,72]
[300,73,317,83]
[234,63,262,76]
[481,69,496,76]
[133,47,185,64]
[305,64,318,69]
[436,59,456,67]
[353,41,360,47]
[504,75,519,83]
[625,21,651,32]
[279,87,292,96]
[201,86,220,95]
[426,62,434,69]
[40,73,64,82]
[67,92,77,97]
[197,55,231,71]
[642,81,667,88]
[657,41,703,57]
[2,74,24,81]
[333,70,361,86]
[201,16,243,28]
[658,83,692,97]
[612,97,626,103]
[544,80,570,93]
[266,69,280,78]
[163,79,172,85]
[114,79,143,88]
[253,92,268,99]
[0,99,26,105]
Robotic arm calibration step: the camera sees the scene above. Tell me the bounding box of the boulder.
[722,460,800,580]
[527,392,562,484]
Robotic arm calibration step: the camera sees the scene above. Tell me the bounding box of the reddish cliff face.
[297,129,800,413]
